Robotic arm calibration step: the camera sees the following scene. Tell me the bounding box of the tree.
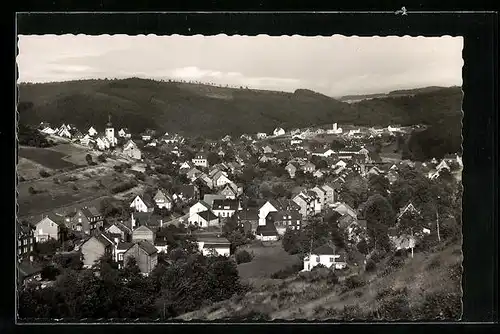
[362,194,395,252]
[235,250,253,264]
[368,174,390,196]
[85,154,93,165]
[41,265,60,281]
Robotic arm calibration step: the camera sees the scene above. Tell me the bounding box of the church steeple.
[106,114,113,128]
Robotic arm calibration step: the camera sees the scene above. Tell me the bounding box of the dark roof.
[177,184,197,198]
[17,221,33,237]
[268,199,301,211]
[132,212,165,227]
[195,152,208,159]
[138,240,158,255]
[312,244,336,255]
[80,206,101,218]
[197,210,218,222]
[267,210,301,221]
[256,222,278,236]
[203,243,230,249]
[237,208,259,221]
[96,234,114,247]
[212,199,239,211]
[117,242,133,251]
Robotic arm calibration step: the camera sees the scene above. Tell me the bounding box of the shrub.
[53,178,60,184]
[354,290,364,298]
[28,186,37,195]
[111,180,138,194]
[39,169,50,178]
[72,184,78,191]
[18,176,26,182]
[83,172,92,178]
[235,250,253,264]
[271,261,303,279]
[377,294,413,320]
[365,259,376,272]
[97,154,107,163]
[135,172,146,182]
[426,257,441,270]
[416,291,462,320]
[343,275,365,291]
[341,304,365,320]
[326,271,339,285]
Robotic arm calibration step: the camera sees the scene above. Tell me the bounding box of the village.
[17,115,463,294]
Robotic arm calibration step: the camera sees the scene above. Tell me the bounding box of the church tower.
[105,114,116,146]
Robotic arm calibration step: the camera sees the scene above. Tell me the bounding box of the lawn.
[18,146,79,170]
[237,242,302,281]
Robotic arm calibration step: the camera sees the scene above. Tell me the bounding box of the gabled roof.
[197,210,218,222]
[267,210,301,221]
[212,199,239,211]
[117,242,133,251]
[176,184,197,198]
[133,225,154,234]
[268,199,301,211]
[256,222,278,236]
[203,243,230,249]
[195,200,213,211]
[236,208,259,221]
[137,240,158,255]
[81,206,101,218]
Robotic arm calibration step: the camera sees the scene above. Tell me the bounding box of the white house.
[80,134,93,146]
[290,135,303,145]
[190,210,219,228]
[40,127,57,135]
[130,195,154,213]
[33,215,61,243]
[302,245,346,272]
[312,148,335,158]
[123,140,142,160]
[57,124,72,138]
[256,132,267,139]
[212,171,233,188]
[196,237,231,257]
[212,199,240,218]
[327,123,343,135]
[105,116,117,147]
[96,137,110,151]
[273,127,286,136]
[192,152,208,168]
[258,200,280,226]
[88,126,98,137]
[189,201,212,220]
[388,125,401,133]
[333,202,357,219]
[153,189,173,210]
[310,186,326,208]
[118,128,131,138]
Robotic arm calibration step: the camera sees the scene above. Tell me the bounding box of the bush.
[97,154,107,163]
[426,257,441,270]
[28,186,37,195]
[72,184,78,191]
[343,275,365,291]
[53,178,60,184]
[377,295,413,320]
[135,172,146,182]
[326,271,339,285]
[19,176,26,182]
[271,261,303,279]
[365,259,376,272]
[111,180,138,194]
[39,169,50,178]
[416,291,462,320]
[235,250,253,264]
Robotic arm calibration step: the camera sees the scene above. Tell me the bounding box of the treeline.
[18,79,462,139]
[18,123,54,148]
[18,249,246,320]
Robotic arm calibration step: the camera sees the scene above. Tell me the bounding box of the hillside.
[18,78,462,139]
[339,86,453,103]
[177,241,462,321]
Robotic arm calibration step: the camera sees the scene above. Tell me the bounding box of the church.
[95,115,118,151]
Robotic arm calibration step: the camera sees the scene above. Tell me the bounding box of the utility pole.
[436,209,441,242]
[410,227,414,258]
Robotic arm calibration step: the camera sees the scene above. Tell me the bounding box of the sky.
[17,34,463,97]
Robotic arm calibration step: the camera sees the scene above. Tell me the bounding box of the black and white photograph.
[16,32,463,322]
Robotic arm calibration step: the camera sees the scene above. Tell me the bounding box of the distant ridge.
[339,86,458,103]
[18,78,462,139]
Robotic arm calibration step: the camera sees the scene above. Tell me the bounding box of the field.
[17,158,137,219]
[18,146,78,170]
[179,241,463,321]
[237,242,302,282]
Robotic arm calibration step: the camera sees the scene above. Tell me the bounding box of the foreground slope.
[18,79,462,138]
[177,241,462,321]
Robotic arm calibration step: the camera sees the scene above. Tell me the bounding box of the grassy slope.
[18,79,462,139]
[178,241,462,321]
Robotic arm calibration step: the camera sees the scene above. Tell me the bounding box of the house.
[174,184,199,202]
[222,135,232,142]
[273,127,286,136]
[57,124,72,138]
[87,126,98,137]
[153,189,173,210]
[118,128,131,138]
[105,222,132,242]
[285,162,299,178]
[302,162,316,173]
[123,240,158,275]
[327,123,343,134]
[367,166,384,177]
[313,170,325,178]
[198,174,214,189]
[196,236,231,257]
[192,152,209,168]
[40,126,57,135]
[302,244,346,271]
[321,184,336,205]
[189,201,212,221]
[212,171,233,188]
[115,242,133,268]
[33,214,63,242]
[67,206,104,234]
[236,208,260,234]
[218,182,240,199]
[397,202,421,222]
[202,194,227,208]
[123,140,142,160]
[311,148,335,158]
[290,135,303,145]
[256,132,267,139]
[186,167,203,182]
[179,161,194,172]
[292,193,315,217]
[212,199,241,218]
[95,137,110,151]
[387,125,401,133]
[130,195,154,213]
[310,186,326,208]
[255,221,279,241]
[132,225,155,244]
[17,222,35,259]
[18,260,42,287]
[306,190,322,213]
[130,212,166,231]
[262,145,273,154]
[338,214,356,230]
[258,199,301,225]
[154,237,169,254]
[80,234,115,268]
[190,210,220,228]
[266,210,302,236]
[333,202,357,219]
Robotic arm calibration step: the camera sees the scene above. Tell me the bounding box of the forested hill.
[18,78,462,138]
